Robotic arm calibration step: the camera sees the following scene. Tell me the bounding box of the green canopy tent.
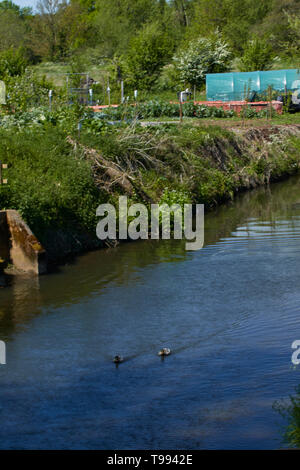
[206,69,300,101]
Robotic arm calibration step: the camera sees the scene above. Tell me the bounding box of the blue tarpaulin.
[206,69,300,101]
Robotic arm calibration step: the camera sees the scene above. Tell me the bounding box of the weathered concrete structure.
[0,210,47,275]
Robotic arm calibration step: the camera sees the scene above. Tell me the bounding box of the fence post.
[0,162,8,185]
[179,92,183,123]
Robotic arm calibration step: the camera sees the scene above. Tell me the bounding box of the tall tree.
[0,0,31,52]
[30,0,84,60]
[125,21,174,89]
[90,0,162,57]
[172,0,192,27]
[187,0,271,54]
[36,0,61,60]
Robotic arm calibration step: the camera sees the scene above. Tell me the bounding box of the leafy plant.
[0,47,28,78]
[238,38,275,72]
[174,35,232,88]
[4,69,54,111]
[125,22,174,90]
[0,126,104,237]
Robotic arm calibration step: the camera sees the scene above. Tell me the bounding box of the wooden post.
[0,162,8,185]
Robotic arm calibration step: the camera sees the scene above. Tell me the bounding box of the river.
[1,176,300,449]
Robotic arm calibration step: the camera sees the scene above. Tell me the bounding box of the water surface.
[1,177,300,449]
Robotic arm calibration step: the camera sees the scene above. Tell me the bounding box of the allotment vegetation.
[1,0,300,98]
[0,0,300,264]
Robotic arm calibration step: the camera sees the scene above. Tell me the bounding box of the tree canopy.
[0,0,300,89]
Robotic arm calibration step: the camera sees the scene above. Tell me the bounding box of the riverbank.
[2,173,300,448]
[1,122,300,266]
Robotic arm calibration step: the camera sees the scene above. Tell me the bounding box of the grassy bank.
[1,120,300,263]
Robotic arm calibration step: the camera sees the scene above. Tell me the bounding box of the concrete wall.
[0,210,47,275]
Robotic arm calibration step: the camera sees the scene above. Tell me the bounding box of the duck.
[158,348,171,357]
[113,355,124,364]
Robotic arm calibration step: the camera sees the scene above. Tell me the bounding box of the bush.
[3,70,66,112]
[174,35,232,88]
[156,63,181,92]
[238,39,275,72]
[95,101,236,121]
[4,70,54,111]
[125,22,174,90]
[0,126,104,237]
[0,47,28,78]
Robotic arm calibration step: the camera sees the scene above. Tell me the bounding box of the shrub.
[156,63,180,91]
[0,127,104,237]
[5,69,54,111]
[174,35,232,88]
[238,39,275,72]
[125,22,174,90]
[0,47,28,78]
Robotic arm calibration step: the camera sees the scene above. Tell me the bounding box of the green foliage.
[239,105,266,119]
[0,103,90,133]
[159,187,192,207]
[1,0,300,77]
[125,22,174,90]
[274,386,300,448]
[0,4,27,53]
[4,69,54,111]
[1,103,300,258]
[196,168,234,206]
[174,36,232,88]
[182,103,236,118]
[0,107,51,129]
[91,0,162,57]
[280,12,300,65]
[137,100,179,118]
[156,63,180,92]
[238,39,275,72]
[257,0,300,56]
[0,0,31,16]
[0,126,103,237]
[97,101,236,120]
[188,0,272,54]
[0,47,28,78]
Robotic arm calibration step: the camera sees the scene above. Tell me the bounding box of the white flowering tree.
[174,37,232,88]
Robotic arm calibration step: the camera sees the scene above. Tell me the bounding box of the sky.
[11,0,37,8]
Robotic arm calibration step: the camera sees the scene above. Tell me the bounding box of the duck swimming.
[158,348,171,357]
[113,355,124,364]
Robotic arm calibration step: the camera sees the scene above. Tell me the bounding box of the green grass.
[1,105,300,261]
[0,126,107,239]
[31,62,70,87]
[135,113,300,127]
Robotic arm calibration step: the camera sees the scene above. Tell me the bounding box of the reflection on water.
[1,176,300,449]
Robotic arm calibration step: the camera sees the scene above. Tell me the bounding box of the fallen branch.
[66,136,153,203]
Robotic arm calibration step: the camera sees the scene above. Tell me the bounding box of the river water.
[1,176,300,449]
